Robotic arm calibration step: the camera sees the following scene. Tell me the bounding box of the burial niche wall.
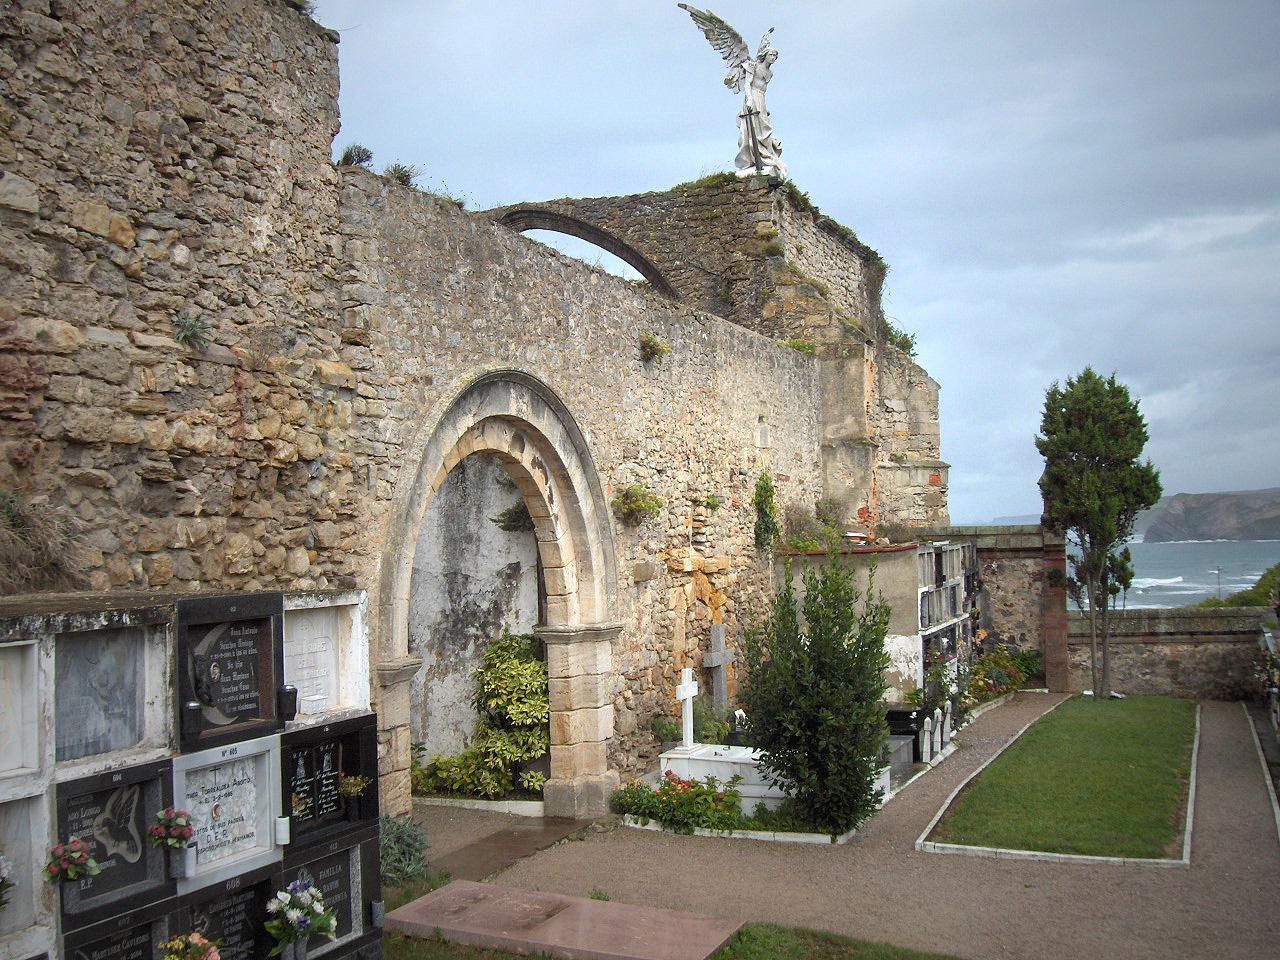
[407,453,539,758]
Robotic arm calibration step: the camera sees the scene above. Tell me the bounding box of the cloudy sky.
[312,0,1279,523]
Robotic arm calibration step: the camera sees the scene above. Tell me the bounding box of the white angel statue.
[679,4,787,179]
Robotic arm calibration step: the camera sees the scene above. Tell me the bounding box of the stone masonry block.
[548,672,611,712]
[550,739,608,779]
[550,705,614,746]
[545,638,613,679]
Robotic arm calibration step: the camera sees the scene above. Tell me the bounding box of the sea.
[1115,539,1280,609]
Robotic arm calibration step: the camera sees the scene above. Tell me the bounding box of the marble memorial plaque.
[184,758,259,867]
[55,628,145,762]
[187,619,270,725]
[283,846,360,947]
[62,783,149,898]
[66,923,153,960]
[189,882,271,960]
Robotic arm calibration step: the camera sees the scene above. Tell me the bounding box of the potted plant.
[150,807,197,878]
[0,848,14,913]
[265,879,338,960]
[161,933,220,960]
[43,837,100,884]
[337,773,370,822]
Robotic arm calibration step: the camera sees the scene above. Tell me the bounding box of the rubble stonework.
[0,0,950,817]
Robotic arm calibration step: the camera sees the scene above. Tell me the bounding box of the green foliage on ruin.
[700,493,723,511]
[741,556,891,837]
[337,143,373,167]
[673,171,740,191]
[0,490,86,594]
[752,472,780,550]
[762,240,785,257]
[884,319,917,358]
[781,338,817,356]
[489,499,535,532]
[383,162,422,187]
[639,331,670,362]
[172,312,212,351]
[411,633,549,800]
[612,484,663,526]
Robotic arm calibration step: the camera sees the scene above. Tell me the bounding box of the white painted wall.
[408,454,539,758]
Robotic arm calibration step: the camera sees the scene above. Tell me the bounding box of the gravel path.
[491,694,1280,960]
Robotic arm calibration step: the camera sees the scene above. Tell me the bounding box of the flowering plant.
[337,773,370,799]
[610,770,743,834]
[149,808,196,850]
[264,879,338,954]
[161,933,220,960]
[0,849,14,911]
[44,837,101,883]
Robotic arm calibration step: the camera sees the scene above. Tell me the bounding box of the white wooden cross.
[676,667,699,748]
[704,624,732,714]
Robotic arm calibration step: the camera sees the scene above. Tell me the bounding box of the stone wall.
[1067,607,1266,700]
[916,525,1069,688]
[0,0,353,594]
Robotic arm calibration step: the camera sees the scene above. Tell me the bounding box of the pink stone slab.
[386,880,742,960]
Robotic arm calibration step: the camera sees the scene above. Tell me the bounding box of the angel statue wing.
[678,4,749,91]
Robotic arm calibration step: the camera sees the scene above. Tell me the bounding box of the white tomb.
[920,717,933,763]
[0,640,39,778]
[942,701,953,744]
[932,708,944,756]
[283,592,369,717]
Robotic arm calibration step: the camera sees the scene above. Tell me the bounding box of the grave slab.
[387,881,742,960]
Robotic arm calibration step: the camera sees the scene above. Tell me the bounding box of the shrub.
[412,633,549,799]
[741,556,891,837]
[781,338,816,355]
[639,331,669,362]
[693,698,730,744]
[762,240,784,257]
[752,473,780,550]
[379,814,429,885]
[383,162,422,187]
[0,491,86,594]
[612,484,662,526]
[1007,648,1044,681]
[611,770,744,834]
[489,500,535,532]
[337,143,373,167]
[172,313,212,351]
[884,319,917,358]
[651,715,680,743]
[964,650,1027,706]
[1196,562,1280,609]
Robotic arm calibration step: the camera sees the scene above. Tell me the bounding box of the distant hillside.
[1143,488,1280,543]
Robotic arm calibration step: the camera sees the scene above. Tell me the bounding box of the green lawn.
[931,695,1196,857]
[383,923,962,960]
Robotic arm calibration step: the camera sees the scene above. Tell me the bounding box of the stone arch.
[376,370,622,817]
[493,206,679,299]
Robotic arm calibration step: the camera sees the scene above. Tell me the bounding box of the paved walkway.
[484,694,1280,960]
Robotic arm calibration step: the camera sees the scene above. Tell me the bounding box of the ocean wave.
[1133,576,1184,589]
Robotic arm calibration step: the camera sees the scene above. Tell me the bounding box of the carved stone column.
[535,622,623,819]
[374,654,423,816]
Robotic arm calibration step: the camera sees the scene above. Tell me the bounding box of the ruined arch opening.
[378,371,622,816]
[495,208,679,299]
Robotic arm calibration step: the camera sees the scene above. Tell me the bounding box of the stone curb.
[414,796,546,818]
[621,814,857,845]
[915,698,1201,868]
[1242,701,1280,845]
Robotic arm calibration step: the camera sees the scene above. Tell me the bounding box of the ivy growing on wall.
[753,472,780,549]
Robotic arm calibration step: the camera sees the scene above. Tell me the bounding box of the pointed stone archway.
[375,371,621,818]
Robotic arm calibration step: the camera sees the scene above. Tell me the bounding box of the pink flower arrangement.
[44,837,101,883]
[149,808,196,850]
[161,932,220,960]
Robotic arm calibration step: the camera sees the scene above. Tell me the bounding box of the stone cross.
[704,624,732,714]
[920,716,933,763]
[932,708,943,756]
[942,701,953,744]
[676,667,699,748]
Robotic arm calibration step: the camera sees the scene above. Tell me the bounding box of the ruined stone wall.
[1067,608,1265,700]
[339,169,823,785]
[485,178,946,528]
[0,0,354,594]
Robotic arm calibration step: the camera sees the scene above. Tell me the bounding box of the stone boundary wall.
[1067,607,1266,700]
[917,525,1069,689]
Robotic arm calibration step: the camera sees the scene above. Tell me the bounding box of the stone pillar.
[536,622,623,819]
[1041,529,1070,692]
[375,655,423,816]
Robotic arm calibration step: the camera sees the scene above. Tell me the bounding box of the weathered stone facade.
[1067,608,1266,700]
[1,0,952,816]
